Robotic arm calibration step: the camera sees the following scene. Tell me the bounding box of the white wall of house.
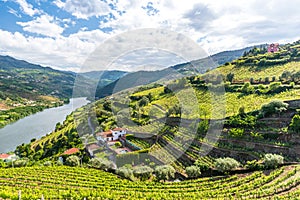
[112,130,126,140]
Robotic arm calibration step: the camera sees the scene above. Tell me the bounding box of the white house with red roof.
[96,127,127,142]
[0,153,17,162]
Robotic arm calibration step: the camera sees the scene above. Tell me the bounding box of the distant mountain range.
[95,46,253,98]
[0,46,253,101]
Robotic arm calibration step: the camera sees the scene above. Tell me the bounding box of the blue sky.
[0,0,300,72]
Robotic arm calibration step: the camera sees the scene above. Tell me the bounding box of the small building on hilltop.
[0,153,17,162]
[268,43,279,53]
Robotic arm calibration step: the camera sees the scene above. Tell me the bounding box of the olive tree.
[65,155,80,167]
[263,154,284,169]
[215,157,240,172]
[133,165,153,181]
[185,165,201,178]
[154,165,176,182]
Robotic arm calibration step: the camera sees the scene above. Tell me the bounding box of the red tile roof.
[112,127,125,131]
[96,131,113,137]
[87,143,100,150]
[62,148,80,155]
[0,154,10,159]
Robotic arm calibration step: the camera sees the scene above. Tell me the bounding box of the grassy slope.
[212,61,300,81]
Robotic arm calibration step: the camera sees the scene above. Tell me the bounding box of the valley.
[2,41,300,199]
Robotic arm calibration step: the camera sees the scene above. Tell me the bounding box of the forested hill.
[0,55,75,99]
[96,46,253,98]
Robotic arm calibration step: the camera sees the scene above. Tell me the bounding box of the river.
[0,97,90,153]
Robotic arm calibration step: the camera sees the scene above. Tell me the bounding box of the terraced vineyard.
[1,166,300,199]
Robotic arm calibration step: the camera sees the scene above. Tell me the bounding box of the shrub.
[116,166,134,180]
[241,82,254,94]
[197,120,209,135]
[88,158,115,171]
[263,154,284,169]
[215,157,240,172]
[154,165,176,182]
[43,161,52,166]
[260,100,288,117]
[115,141,122,148]
[186,165,201,178]
[289,114,300,133]
[13,159,29,167]
[245,160,263,170]
[133,165,153,181]
[228,128,244,138]
[194,160,210,172]
[65,155,80,167]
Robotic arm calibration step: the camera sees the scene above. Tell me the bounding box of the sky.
[0,0,300,72]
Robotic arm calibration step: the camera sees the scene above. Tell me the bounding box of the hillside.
[14,40,300,172]
[5,40,300,199]
[1,165,300,199]
[0,56,126,127]
[96,47,252,98]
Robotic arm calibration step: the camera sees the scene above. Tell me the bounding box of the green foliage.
[269,82,282,92]
[245,160,263,170]
[139,96,150,107]
[115,141,122,148]
[260,100,288,117]
[43,161,52,166]
[133,165,153,181]
[194,159,210,172]
[65,156,80,167]
[228,128,244,138]
[116,166,134,180]
[185,165,201,178]
[0,165,299,199]
[88,158,115,171]
[226,73,234,82]
[13,158,29,167]
[263,154,284,169]
[154,165,176,182]
[289,114,300,133]
[197,120,209,135]
[241,82,255,94]
[226,114,257,128]
[215,157,240,172]
[167,104,181,117]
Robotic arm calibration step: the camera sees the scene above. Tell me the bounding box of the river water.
[0,98,89,153]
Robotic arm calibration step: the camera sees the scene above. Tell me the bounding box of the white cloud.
[0,29,110,71]
[17,15,64,38]
[8,6,21,18]
[2,0,300,72]
[54,0,110,19]
[14,0,41,16]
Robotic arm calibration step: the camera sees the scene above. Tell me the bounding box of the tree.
[241,82,254,94]
[133,165,153,181]
[185,165,201,178]
[116,166,134,180]
[226,73,234,83]
[139,96,149,107]
[215,157,240,172]
[167,104,181,117]
[154,165,176,182]
[260,100,288,117]
[197,120,209,136]
[289,114,300,133]
[263,154,284,169]
[65,155,80,167]
[88,158,115,171]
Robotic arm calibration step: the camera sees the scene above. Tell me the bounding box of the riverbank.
[0,98,89,153]
[0,96,64,129]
